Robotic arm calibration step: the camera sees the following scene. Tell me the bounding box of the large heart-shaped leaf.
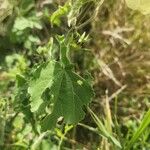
[28,61,94,130]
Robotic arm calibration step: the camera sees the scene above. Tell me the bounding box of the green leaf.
[13,17,42,31]
[15,74,33,123]
[50,3,70,26]
[125,0,150,14]
[41,68,94,130]
[28,60,94,130]
[28,61,61,112]
[56,35,70,66]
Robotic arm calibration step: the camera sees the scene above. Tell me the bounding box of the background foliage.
[0,0,150,149]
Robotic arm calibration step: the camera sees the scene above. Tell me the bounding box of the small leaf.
[50,3,70,26]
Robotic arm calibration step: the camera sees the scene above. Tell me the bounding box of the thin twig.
[76,0,104,30]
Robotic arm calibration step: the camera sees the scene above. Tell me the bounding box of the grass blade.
[125,109,150,150]
[88,107,122,148]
